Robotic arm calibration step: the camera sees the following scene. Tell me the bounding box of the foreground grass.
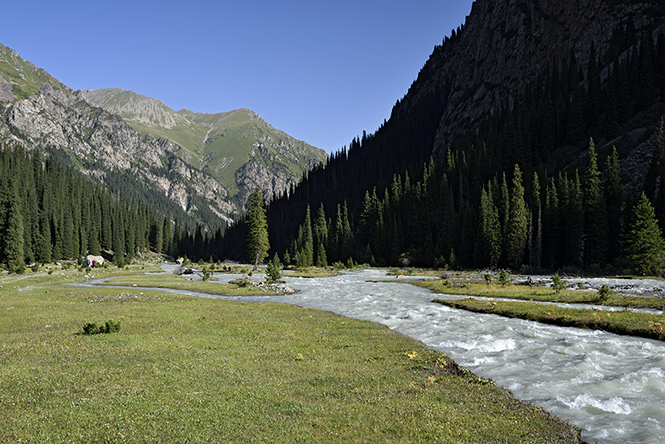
[101,274,283,296]
[413,280,665,310]
[0,272,583,443]
[434,298,665,341]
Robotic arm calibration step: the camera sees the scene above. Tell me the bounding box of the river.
[88,268,665,443]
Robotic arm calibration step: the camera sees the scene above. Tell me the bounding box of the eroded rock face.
[83,87,328,212]
[0,79,238,225]
[0,43,327,227]
[398,0,660,154]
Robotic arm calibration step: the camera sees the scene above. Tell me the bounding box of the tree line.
[213,18,665,274]
[0,144,200,271]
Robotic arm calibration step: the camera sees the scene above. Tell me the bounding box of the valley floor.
[0,263,585,443]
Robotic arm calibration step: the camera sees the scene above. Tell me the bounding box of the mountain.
[216,0,665,270]
[0,43,325,229]
[83,88,327,207]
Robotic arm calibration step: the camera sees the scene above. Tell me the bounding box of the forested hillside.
[210,4,665,273]
[0,144,199,270]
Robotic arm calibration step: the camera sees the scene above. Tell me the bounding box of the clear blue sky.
[2,0,473,153]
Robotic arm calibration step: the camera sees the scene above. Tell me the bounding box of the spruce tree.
[505,165,528,268]
[566,172,585,266]
[583,139,608,265]
[313,203,328,267]
[477,185,501,267]
[543,181,559,268]
[298,205,314,268]
[605,146,623,263]
[246,189,270,270]
[625,193,665,276]
[3,184,25,273]
[530,172,542,269]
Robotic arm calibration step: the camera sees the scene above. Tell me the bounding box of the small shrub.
[80,320,121,335]
[597,285,612,303]
[552,274,566,293]
[103,319,121,333]
[31,264,39,272]
[266,260,282,283]
[498,269,512,286]
[484,273,492,286]
[82,322,100,335]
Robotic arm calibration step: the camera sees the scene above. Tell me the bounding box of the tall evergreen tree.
[566,172,585,266]
[505,165,529,268]
[605,146,623,263]
[477,185,502,267]
[297,205,314,268]
[246,189,270,270]
[529,172,543,269]
[583,139,608,265]
[625,193,665,276]
[313,203,328,267]
[3,182,25,273]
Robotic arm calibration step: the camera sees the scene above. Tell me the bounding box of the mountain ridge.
[84,87,327,203]
[0,42,326,229]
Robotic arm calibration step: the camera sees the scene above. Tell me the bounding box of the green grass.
[0,269,584,443]
[434,298,665,341]
[413,280,665,310]
[101,273,282,296]
[284,267,341,278]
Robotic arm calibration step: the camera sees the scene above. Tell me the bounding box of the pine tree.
[297,205,314,268]
[313,203,328,267]
[605,146,623,263]
[3,183,25,273]
[530,172,542,269]
[477,185,501,267]
[505,165,529,268]
[246,189,270,270]
[499,172,510,259]
[583,138,608,265]
[543,181,559,268]
[625,193,665,276]
[163,215,173,257]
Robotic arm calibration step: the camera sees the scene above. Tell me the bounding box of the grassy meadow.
[412,279,665,310]
[413,279,665,341]
[0,265,584,443]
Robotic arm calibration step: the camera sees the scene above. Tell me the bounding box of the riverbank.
[0,268,585,443]
[413,279,665,341]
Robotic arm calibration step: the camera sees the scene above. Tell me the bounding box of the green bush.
[551,274,566,293]
[498,269,512,286]
[597,285,612,303]
[80,319,121,336]
[265,260,281,283]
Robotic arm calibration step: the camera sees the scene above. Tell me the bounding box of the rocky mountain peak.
[398,0,662,153]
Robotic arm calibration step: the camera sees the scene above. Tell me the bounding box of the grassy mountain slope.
[84,88,327,201]
[0,44,65,100]
[0,43,235,228]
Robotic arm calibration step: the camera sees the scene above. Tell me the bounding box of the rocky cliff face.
[0,43,326,227]
[398,0,663,154]
[84,88,327,208]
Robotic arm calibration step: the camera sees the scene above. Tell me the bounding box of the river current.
[95,268,665,443]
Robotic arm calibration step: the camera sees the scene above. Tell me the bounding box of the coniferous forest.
[3,20,665,276]
[0,144,189,270]
[212,20,665,274]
